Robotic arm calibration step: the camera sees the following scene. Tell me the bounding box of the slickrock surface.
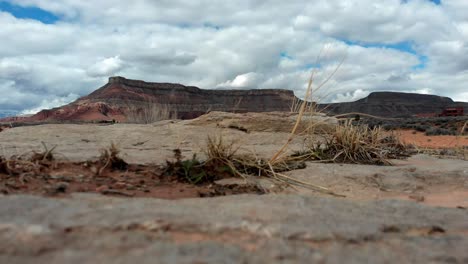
[0,112,337,164]
[0,194,467,264]
[0,112,467,263]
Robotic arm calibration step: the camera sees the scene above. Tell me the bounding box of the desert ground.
[0,112,467,263]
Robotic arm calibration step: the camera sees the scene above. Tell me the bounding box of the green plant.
[164,149,212,184]
[180,154,207,184]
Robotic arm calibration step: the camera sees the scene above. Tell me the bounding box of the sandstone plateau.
[2,76,467,124]
[1,77,297,123]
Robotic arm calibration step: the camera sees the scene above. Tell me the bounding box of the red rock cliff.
[6,76,298,122]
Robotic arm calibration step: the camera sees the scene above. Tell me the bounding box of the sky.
[0,0,467,115]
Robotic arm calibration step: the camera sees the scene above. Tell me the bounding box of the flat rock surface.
[0,115,309,164]
[1,116,467,263]
[0,193,467,264]
[288,154,468,208]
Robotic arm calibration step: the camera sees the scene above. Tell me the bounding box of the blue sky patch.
[413,55,428,70]
[0,1,59,24]
[342,39,428,69]
[304,63,322,70]
[342,39,417,55]
[280,51,293,60]
[402,0,440,4]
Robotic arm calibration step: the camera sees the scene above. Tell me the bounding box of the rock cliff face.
[3,77,297,122]
[3,79,467,123]
[319,92,468,117]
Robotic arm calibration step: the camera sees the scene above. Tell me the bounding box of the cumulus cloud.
[216,72,264,88]
[0,0,467,115]
[331,89,369,103]
[86,56,124,77]
[20,93,79,115]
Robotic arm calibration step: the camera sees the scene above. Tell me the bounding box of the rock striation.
[2,78,467,123]
[319,92,468,117]
[2,76,297,122]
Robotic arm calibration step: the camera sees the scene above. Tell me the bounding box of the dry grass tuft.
[0,142,58,176]
[97,143,128,175]
[271,49,345,164]
[30,142,57,163]
[126,101,177,124]
[164,135,244,184]
[295,120,409,165]
[456,121,468,160]
[164,134,342,196]
[205,135,240,165]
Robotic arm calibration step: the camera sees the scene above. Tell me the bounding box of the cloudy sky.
[1,0,467,115]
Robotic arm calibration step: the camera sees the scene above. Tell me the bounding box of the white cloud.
[20,93,79,115]
[0,0,467,113]
[217,72,263,88]
[331,89,369,103]
[86,56,124,77]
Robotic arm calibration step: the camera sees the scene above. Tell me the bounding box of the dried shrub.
[414,125,430,133]
[97,143,128,175]
[163,135,338,196]
[425,127,456,136]
[126,101,177,124]
[0,156,6,174]
[30,142,56,163]
[0,142,59,176]
[298,121,409,165]
[164,136,242,184]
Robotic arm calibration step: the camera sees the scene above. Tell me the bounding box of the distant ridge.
[2,78,467,123]
[318,92,468,117]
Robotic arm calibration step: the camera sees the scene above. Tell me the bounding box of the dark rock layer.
[319,92,468,117]
[2,78,467,123]
[3,77,298,122]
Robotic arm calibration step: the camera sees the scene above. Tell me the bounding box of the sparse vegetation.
[227,124,249,133]
[294,121,408,165]
[164,149,209,184]
[0,142,57,176]
[425,127,457,136]
[164,135,247,184]
[31,142,57,162]
[362,116,467,135]
[96,143,128,175]
[126,101,177,124]
[163,134,340,196]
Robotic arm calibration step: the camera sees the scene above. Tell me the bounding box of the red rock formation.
[1,77,298,123]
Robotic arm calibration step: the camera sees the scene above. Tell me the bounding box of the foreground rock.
[288,154,468,208]
[0,194,467,263]
[1,115,467,263]
[0,112,338,164]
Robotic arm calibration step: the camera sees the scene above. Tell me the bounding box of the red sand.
[397,130,468,149]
